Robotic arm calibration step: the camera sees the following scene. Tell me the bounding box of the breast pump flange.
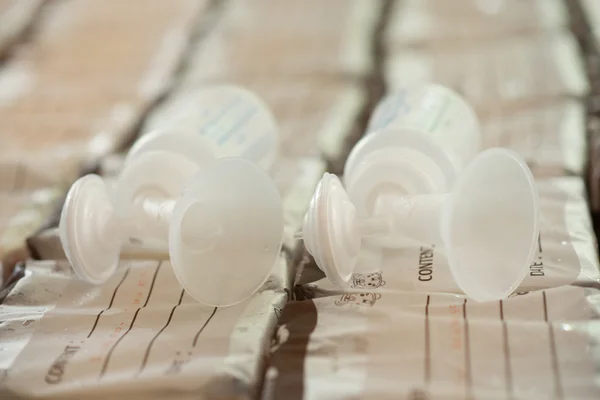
[343,129,457,245]
[168,157,284,307]
[303,147,540,302]
[60,133,285,307]
[330,84,540,301]
[59,139,202,285]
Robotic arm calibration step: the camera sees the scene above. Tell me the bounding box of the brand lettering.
[44,345,80,384]
[418,245,435,281]
[530,259,544,277]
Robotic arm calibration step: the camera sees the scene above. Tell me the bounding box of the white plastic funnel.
[169,158,284,307]
[441,148,539,301]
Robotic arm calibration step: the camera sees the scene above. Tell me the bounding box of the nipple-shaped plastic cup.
[302,173,388,286]
[59,174,125,283]
[305,149,540,302]
[146,85,279,171]
[344,84,481,231]
[169,158,284,307]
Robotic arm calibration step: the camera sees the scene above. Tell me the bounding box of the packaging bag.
[269,287,600,399]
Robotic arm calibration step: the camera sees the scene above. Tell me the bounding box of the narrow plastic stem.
[140,197,176,226]
[374,192,449,245]
[136,197,177,241]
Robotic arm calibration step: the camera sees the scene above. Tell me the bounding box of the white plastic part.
[302,173,389,286]
[304,149,539,302]
[344,84,481,227]
[169,157,284,307]
[59,174,125,284]
[441,148,539,302]
[114,150,200,240]
[60,154,285,307]
[148,85,279,171]
[344,130,454,230]
[59,146,200,284]
[124,129,216,168]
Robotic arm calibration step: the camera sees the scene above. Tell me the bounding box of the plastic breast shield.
[60,153,284,307]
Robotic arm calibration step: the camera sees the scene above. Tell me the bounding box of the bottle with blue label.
[137,85,279,172]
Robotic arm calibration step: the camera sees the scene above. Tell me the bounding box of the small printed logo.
[334,292,381,308]
[350,272,386,289]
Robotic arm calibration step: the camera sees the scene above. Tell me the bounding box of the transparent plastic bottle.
[147,85,279,171]
[344,83,483,247]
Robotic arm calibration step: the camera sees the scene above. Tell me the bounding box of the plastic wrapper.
[0,0,43,57]
[385,32,589,114]
[481,100,586,177]
[0,0,204,186]
[387,0,567,45]
[269,287,600,399]
[180,0,381,81]
[299,177,600,297]
[0,259,288,400]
